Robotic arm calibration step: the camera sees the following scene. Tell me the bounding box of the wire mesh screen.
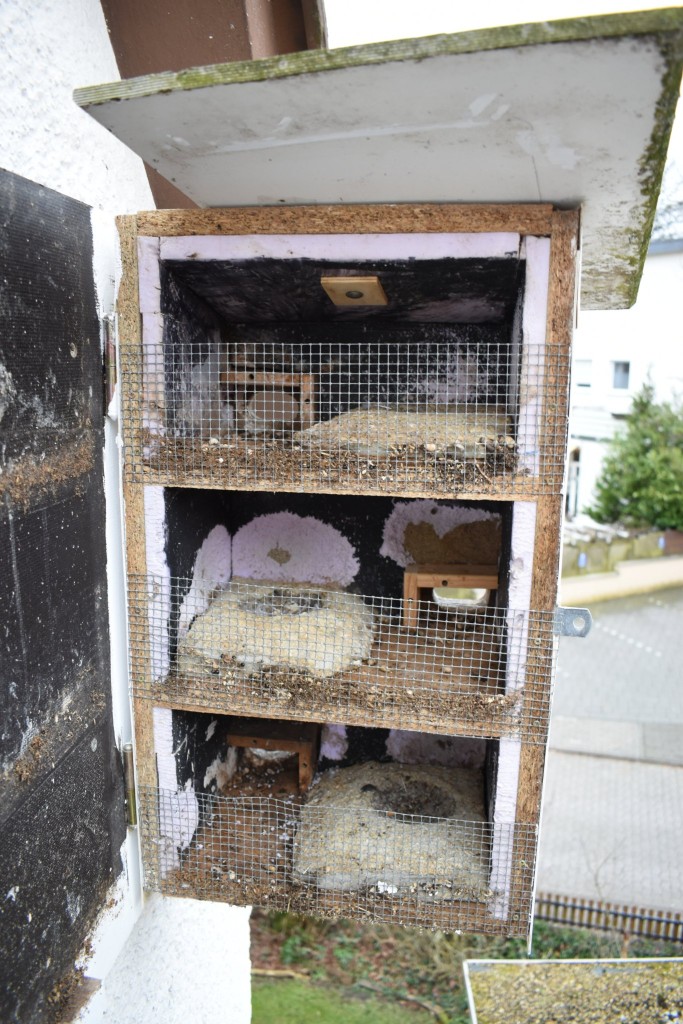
[120,332,569,496]
[138,785,537,935]
[129,575,557,743]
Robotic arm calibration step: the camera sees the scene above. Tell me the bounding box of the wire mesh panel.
[120,332,569,497]
[129,575,557,743]
[138,785,538,936]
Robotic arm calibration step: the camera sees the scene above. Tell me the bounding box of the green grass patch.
[251,911,682,1024]
[252,978,432,1023]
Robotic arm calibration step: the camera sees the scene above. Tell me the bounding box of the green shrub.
[587,383,683,530]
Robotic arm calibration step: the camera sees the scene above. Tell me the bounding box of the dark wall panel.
[0,720,123,1023]
[0,170,124,1023]
[0,483,109,768]
[0,177,101,466]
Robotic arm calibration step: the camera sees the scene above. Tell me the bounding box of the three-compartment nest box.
[77,9,683,938]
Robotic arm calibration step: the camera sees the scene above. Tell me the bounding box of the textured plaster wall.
[0,0,152,214]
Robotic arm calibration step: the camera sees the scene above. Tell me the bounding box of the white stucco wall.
[0,0,152,212]
[0,2,251,1018]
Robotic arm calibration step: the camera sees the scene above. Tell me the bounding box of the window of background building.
[573,359,592,388]
[612,360,630,389]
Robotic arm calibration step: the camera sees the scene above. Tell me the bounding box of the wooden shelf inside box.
[403,562,499,629]
[134,423,535,499]
[221,370,317,430]
[142,614,524,740]
[135,463,540,503]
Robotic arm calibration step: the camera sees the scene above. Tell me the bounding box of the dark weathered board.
[0,170,124,1024]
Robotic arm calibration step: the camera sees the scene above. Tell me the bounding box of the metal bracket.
[102,314,117,414]
[122,743,137,827]
[553,606,592,638]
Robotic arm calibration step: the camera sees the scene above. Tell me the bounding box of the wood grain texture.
[124,484,159,792]
[526,210,579,613]
[404,563,499,585]
[132,698,158,792]
[320,274,389,306]
[150,870,529,935]
[510,209,579,931]
[117,217,159,795]
[116,217,145,473]
[222,371,313,387]
[136,203,555,238]
[130,471,542,504]
[226,718,320,790]
[129,690,520,742]
[115,216,140,340]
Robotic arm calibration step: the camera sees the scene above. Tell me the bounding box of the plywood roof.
[75,9,683,309]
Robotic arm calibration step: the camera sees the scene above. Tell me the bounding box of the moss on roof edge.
[74,8,683,107]
[626,24,683,307]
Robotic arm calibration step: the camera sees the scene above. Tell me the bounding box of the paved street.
[537,585,683,912]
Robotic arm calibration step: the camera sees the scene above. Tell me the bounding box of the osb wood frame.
[508,208,580,930]
[132,678,522,745]
[151,873,531,937]
[117,215,157,799]
[119,203,579,935]
[134,202,555,238]
[137,475,545,504]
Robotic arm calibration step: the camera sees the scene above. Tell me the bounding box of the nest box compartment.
[140,706,535,933]
[124,227,565,498]
[119,204,580,939]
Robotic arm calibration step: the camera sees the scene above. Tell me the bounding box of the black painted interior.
[164,255,524,324]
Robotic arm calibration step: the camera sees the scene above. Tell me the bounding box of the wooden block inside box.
[402,563,499,629]
[226,716,321,792]
[221,370,316,429]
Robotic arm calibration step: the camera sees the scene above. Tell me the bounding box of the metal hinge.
[102,314,117,414]
[553,606,592,638]
[122,743,138,827]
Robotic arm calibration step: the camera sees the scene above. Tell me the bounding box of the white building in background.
[566,239,683,521]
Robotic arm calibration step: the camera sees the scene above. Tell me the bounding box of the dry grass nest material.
[177,580,374,679]
[467,960,683,1024]
[293,762,491,902]
[158,604,527,738]
[138,404,522,490]
[294,404,514,457]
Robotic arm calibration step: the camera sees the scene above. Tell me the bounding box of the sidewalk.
[536,579,683,914]
[560,554,683,606]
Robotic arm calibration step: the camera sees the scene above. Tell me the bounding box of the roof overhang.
[75,9,683,310]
